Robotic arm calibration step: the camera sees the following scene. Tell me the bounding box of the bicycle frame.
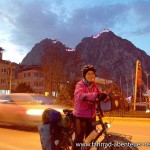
[85,101,133,150]
[59,103,110,149]
[59,101,133,150]
[86,101,111,145]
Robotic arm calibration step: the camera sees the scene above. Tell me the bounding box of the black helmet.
[82,65,96,78]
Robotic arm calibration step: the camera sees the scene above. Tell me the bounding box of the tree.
[0,47,4,51]
[41,43,68,96]
[55,82,74,107]
[67,79,78,100]
[40,39,83,103]
[0,47,4,59]
[65,50,84,82]
[14,82,34,93]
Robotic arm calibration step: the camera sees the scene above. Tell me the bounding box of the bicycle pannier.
[38,122,61,150]
[42,108,62,124]
[100,93,122,111]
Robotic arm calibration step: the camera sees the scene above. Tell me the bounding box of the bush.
[14,82,34,93]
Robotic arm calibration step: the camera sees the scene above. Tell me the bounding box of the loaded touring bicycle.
[38,92,139,150]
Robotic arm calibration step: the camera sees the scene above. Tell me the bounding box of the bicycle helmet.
[82,65,96,79]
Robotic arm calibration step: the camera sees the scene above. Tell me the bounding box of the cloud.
[59,3,130,47]
[1,0,130,48]
[0,0,150,60]
[129,1,150,35]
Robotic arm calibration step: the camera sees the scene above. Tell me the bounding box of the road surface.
[0,117,149,150]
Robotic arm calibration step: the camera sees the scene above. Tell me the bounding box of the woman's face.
[85,70,95,82]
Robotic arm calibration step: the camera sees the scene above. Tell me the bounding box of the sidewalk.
[103,116,150,122]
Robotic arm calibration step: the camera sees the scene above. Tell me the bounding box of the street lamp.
[146,73,149,90]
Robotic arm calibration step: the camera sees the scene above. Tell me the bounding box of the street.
[0,117,149,150]
[104,117,150,143]
[0,127,41,150]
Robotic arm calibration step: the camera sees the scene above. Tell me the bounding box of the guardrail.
[105,108,150,118]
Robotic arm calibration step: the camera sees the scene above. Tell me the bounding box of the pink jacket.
[73,80,101,118]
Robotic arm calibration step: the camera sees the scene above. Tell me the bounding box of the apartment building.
[17,65,44,93]
[0,48,56,95]
[0,51,18,94]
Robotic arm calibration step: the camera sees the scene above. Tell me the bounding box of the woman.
[72,65,102,150]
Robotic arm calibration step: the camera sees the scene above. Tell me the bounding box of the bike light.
[26,109,44,116]
[105,122,111,129]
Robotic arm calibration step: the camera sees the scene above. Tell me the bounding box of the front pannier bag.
[100,92,123,111]
[100,83,126,111]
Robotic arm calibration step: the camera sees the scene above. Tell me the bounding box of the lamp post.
[120,76,122,95]
[131,73,134,95]
[126,75,129,97]
[146,73,149,90]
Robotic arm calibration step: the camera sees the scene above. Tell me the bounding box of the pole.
[133,61,139,110]
[131,73,134,95]
[146,73,149,90]
[120,76,122,95]
[148,75,149,90]
[9,62,12,93]
[126,75,128,97]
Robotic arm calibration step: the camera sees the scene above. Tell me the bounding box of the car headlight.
[54,108,63,113]
[26,109,44,116]
[146,109,150,113]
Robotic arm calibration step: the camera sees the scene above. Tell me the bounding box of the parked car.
[0,93,69,127]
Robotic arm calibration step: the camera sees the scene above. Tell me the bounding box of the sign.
[143,90,150,96]
[95,77,113,85]
[45,92,49,96]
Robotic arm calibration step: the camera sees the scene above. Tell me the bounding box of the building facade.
[0,51,18,94]
[17,65,44,93]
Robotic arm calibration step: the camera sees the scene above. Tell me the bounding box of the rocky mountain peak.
[75,29,150,95]
[21,38,68,66]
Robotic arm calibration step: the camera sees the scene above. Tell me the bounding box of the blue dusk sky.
[0,0,150,63]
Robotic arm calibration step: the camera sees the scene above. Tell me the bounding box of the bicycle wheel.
[97,134,139,150]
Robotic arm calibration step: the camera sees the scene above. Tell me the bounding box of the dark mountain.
[75,29,150,94]
[76,29,150,79]
[21,38,68,66]
[21,29,150,96]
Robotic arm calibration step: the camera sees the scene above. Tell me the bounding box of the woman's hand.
[97,93,108,102]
